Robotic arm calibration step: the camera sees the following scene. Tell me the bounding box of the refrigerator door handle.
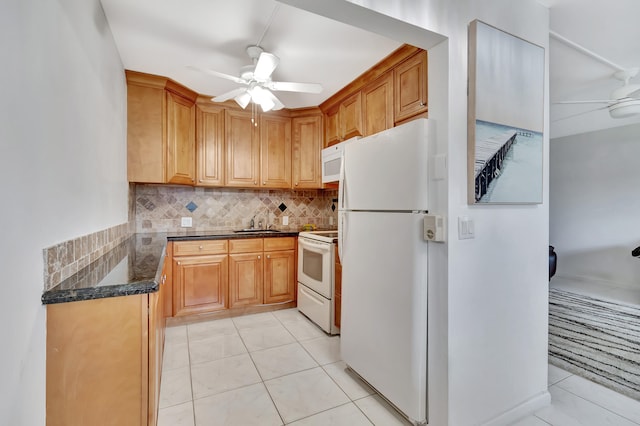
[338,211,345,262]
[338,155,345,211]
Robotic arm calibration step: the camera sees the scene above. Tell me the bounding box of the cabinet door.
[292,115,323,189]
[196,106,225,186]
[394,51,428,123]
[340,91,363,141]
[324,105,340,147]
[166,91,196,185]
[229,253,264,308]
[46,295,147,426]
[362,72,394,136]
[126,82,165,183]
[148,291,162,426]
[225,110,260,187]
[264,250,296,304]
[162,243,173,318]
[260,115,292,188]
[173,254,228,316]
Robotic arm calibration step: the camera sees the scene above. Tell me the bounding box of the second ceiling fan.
[196,45,323,112]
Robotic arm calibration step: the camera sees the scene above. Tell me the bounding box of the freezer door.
[343,118,430,211]
[340,211,428,423]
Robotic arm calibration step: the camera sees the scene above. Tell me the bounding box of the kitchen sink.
[234,229,282,234]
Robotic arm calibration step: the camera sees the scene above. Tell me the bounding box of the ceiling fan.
[193,45,323,113]
[555,68,640,120]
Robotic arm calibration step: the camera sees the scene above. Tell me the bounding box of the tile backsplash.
[135,185,338,233]
[43,222,130,290]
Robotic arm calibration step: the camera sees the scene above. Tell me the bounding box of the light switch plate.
[282,216,289,226]
[181,217,192,228]
[458,216,474,240]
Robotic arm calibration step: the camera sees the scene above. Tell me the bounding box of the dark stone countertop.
[41,230,299,305]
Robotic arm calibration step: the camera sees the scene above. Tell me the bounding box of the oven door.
[297,237,333,298]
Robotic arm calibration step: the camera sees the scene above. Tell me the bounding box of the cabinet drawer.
[229,238,263,253]
[173,240,228,256]
[264,237,296,251]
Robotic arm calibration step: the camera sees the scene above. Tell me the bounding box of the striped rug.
[549,288,640,401]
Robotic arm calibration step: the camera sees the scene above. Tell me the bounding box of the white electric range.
[297,230,339,334]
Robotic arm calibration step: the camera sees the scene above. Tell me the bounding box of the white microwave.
[321,137,360,183]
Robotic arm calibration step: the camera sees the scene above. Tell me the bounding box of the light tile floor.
[158,308,640,425]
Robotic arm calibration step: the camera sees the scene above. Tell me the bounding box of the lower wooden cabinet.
[46,290,166,426]
[172,237,296,316]
[173,254,228,316]
[264,249,296,304]
[228,237,296,307]
[229,251,264,307]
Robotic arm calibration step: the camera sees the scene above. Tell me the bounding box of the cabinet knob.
[263,181,266,185]
[258,255,261,259]
[420,101,425,107]
[267,255,270,259]
[177,261,181,265]
[199,179,203,183]
[199,245,203,250]
[295,182,299,186]
[254,181,257,185]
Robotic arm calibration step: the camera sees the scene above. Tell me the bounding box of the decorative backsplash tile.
[43,222,130,291]
[134,185,338,233]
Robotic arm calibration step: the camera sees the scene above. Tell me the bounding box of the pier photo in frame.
[467,20,545,204]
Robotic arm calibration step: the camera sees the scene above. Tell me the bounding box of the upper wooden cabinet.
[292,114,323,189]
[196,103,225,186]
[260,115,292,188]
[225,110,292,189]
[225,109,260,187]
[394,50,428,124]
[126,71,197,184]
[362,72,394,136]
[325,92,363,146]
[320,45,428,145]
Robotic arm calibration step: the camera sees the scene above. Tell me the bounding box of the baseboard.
[481,391,551,426]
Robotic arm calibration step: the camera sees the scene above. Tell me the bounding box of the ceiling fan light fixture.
[609,99,640,118]
[234,91,251,109]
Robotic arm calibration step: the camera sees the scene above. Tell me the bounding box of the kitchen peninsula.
[42,230,298,426]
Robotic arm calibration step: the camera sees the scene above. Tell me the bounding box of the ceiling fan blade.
[552,105,609,122]
[611,84,640,99]
[263,89,285,111]
[267,81,323,94]
[212,87,248,102]
[253,52,279,81]
[553,100,612,105]
[188,65,247,84]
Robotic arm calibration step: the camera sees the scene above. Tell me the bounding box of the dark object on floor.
[632,246,640,257]
[549,246,557,281]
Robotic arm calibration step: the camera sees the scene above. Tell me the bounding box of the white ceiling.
[100,0,640,138]
[546,0,640,138]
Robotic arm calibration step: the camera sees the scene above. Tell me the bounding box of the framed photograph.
[467,20,545,204]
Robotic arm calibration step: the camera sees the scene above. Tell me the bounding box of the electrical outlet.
[282,216,289,226]
[181,217,192,228]
[329,216,334,225]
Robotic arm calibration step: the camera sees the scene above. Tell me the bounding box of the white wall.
[0,0,127,423]
[550,123,640,288]
[280,1,550,424]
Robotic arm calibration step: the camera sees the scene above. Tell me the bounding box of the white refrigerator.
[338,118,430,424]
